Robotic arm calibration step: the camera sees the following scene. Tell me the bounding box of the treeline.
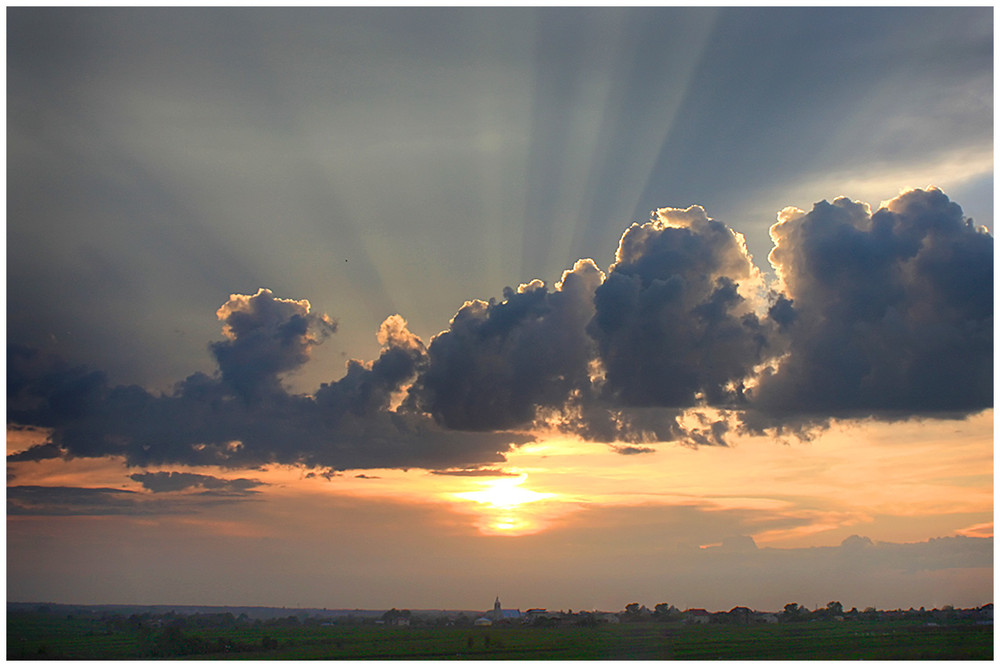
[613,601,994,626]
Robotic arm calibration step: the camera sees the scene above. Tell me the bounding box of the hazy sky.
[7,7,993,613]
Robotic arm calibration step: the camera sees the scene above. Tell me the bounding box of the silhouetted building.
[485,596,521,622]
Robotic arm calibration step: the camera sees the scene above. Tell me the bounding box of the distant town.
[9,597,993,628]
[9,598,993,659]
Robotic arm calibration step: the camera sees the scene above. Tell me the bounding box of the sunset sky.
[7,7,993,613]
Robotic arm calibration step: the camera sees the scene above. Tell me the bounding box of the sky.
[6,6,994,613]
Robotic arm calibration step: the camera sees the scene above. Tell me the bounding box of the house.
[473,617,493,626]
[684,609,711,624]
[727,606,754,625]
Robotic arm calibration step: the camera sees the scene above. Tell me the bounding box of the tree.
[781,603,804,622]
[653,603,674,620]
[826,601,844,617]
[625,603,640,616]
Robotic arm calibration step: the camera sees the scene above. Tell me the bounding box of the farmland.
[7,607,992,660]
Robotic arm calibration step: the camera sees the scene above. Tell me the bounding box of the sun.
[449,474,558,535]
[453,474,553,509]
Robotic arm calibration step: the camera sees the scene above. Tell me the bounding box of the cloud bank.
[8,188,991,471]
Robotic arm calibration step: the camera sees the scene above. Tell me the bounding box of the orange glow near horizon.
[956,521,994,539]
[6,409,992,546]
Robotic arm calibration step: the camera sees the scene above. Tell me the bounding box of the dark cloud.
[550,402,681,445]
[314,315,425,420]
[7,442,63,462]
[8,344,110,428]
[610,445,657,456]
[554,189,990,443]
[304,469,342,480]
[210,288,336,400]
[751,188,992,422]
[411,259,604,431]
[129,471,266,494]
[589,205,770,409]
[541,207,772,446]
[7,485,147,516]
[7,303,525,472]
[6,188,991,471]
[6,483,266,516]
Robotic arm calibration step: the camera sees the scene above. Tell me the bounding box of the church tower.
[491,596,502,620]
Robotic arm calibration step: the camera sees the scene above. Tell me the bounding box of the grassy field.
[7,612,993,660]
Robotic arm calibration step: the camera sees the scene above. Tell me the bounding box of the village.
[9,600,993,659]
[373,597,994,629]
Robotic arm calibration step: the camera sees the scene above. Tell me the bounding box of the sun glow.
[451,474,558,535]
[454,474,553,509]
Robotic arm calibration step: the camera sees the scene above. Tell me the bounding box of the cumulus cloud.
[590,205,771,408]
[210,288,336,399]
[314,314,427,420]
[7,304,525,472]
[751,188,992,422]
[6,188,992,474]
[411,258,605,431]
[408,213,773,447]
[550,189,990,443]
[534,207,776,446]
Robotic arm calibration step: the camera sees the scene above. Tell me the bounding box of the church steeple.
[488,596,502,621]
[485,595,522,623]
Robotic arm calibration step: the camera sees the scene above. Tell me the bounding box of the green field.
[7,612,992,660]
